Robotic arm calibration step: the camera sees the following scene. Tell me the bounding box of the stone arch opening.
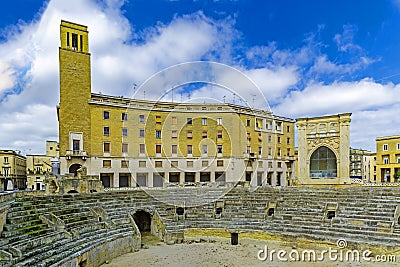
[133,210,151,232]
[310,146,337,178]
[267,208,275,216]
[216,207,223,215]
[69,163,82,177]
[327,210,336,219]
[176,207,185,216]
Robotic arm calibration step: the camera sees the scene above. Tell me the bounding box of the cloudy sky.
[1,0,400,154]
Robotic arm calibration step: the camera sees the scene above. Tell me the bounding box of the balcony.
[66,150,87,160]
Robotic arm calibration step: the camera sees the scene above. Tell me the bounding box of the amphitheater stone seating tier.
[0,186,399,266]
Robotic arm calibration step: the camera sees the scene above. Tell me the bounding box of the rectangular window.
[268,162,273,168]
[217,118,222,125]
[247,132,251,141]
[172,144,178,154]
[246,119,251,127]
[187,161,194,167]
[122,113,128,121]
[276,122,282,131]
[268,135,272,143]
[139,129,145,137]
[139,161,146,167]
[139,144,145,154]
[202,131,207,139]
[278,162,282,168]
[217,145,223,154]
[122,128,128,137]
[256,118,263,129]
[246,145,251,154]
[71,33,78,50]
[202,160,208,167]
[217,160,224,167]
[258,146,262,156]
[187,118,192,125]
[287,137,290,144]
[202,118,207,125]
[398,156,400,163]
[258,133,262,142]
[4,157,8,163]
[383,157,389,164]
[139,115,145,123]
[103,142,110,153]
[156,130,161,139]
[172,117,177,124]
[172,130,177,138]
[383,144,388,151]
[277,136,281,143]
[202,145,208,154]
[217,130,223,139]
[73,140,80,151]
[397,143,400,150]
[187,131,193,139]
[268,147,272,156]
[104,126,110,136]
[66,32,70,47]
[103,111,110,120]
[287,125,290,132]
[156,144,162,154]
[187,145,193,155]
[155,161,162,168]
[80,35,83,51]
[278,148,281,157]
[287,148,291,156]
[122,143,128,153]
[171,161,178,168]
[121,160,129,168]
[103,160,111,168]
[156,116,162,124]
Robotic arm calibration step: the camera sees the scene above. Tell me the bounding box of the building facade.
[58,20,296,189]
[26,140,59,190]
[375,135,400,183]
[296,113,351,185]
[349,148,373,182]
[0,150,26,190]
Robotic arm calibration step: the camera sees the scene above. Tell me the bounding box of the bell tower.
[58,20,92,161]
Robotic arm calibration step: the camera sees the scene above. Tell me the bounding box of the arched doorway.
[310,146,337,178]
[69,164,82,177]
[133,210,151,232]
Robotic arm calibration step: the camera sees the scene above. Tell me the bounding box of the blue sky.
[0,0,400,153]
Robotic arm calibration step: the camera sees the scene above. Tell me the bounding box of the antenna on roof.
[223,95,226,103]
[132,83,137,98]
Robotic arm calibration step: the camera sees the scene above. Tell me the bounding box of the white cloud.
[274,79,400,151]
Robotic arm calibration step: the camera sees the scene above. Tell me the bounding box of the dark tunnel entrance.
[133,210,151,232]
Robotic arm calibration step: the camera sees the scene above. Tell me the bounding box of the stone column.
[339,113,351,184]
[296,119,308,184]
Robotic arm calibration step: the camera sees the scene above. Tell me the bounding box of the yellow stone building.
[296,113,351,185]
[375,135,400,183]
[57,20,296,188]
[26,140,59,190]
[0,150,26,190]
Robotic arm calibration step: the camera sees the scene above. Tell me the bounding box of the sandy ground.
[102,234,399,267]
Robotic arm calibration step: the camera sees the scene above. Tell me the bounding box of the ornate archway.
[310,146,337,178]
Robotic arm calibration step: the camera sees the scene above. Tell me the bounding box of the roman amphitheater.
[0,186,400,266]
[0,20,399,266]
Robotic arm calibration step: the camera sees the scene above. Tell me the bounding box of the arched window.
[310,146,337,178]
